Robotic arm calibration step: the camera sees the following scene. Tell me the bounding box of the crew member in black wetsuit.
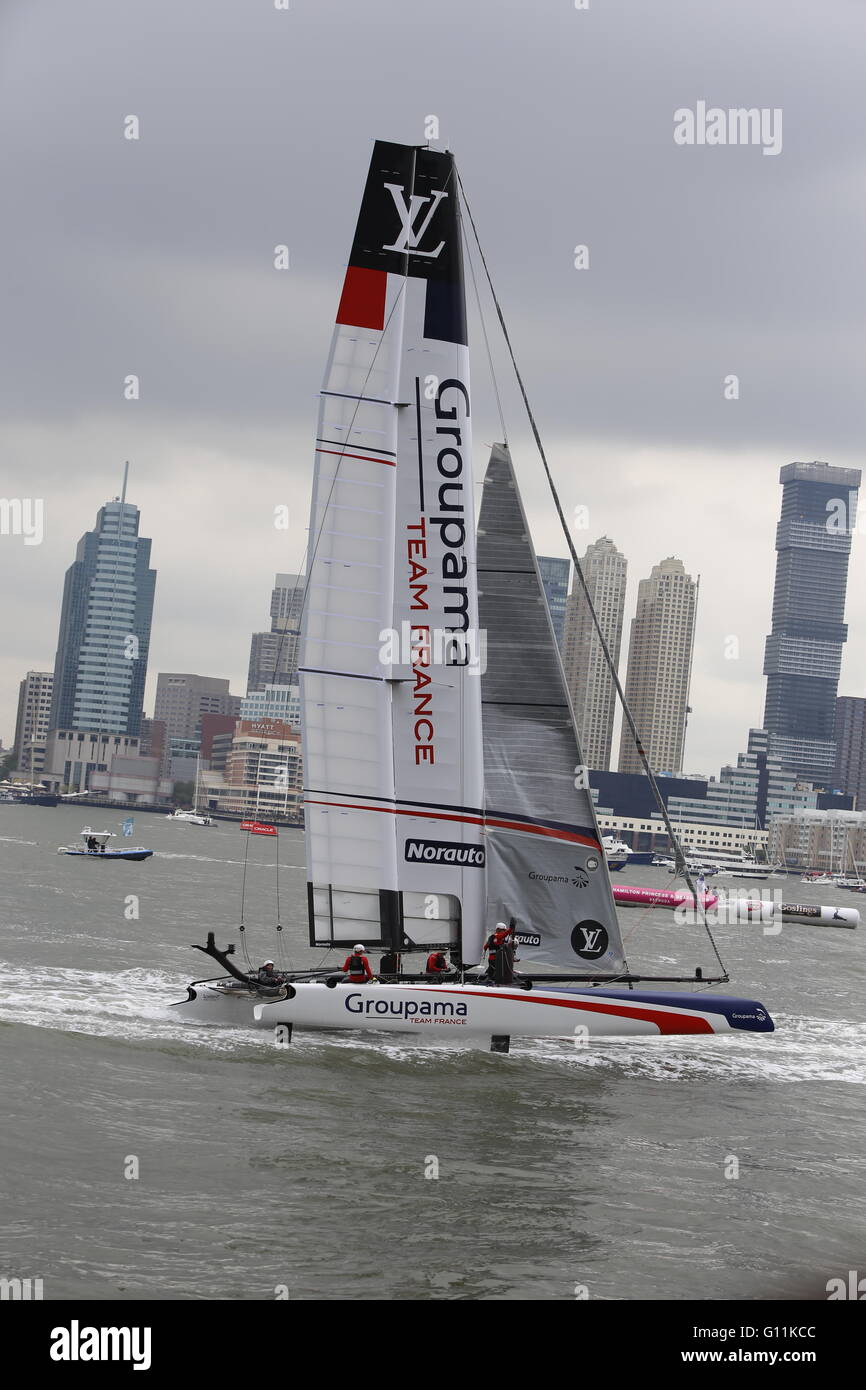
[257,959,282,986]
[483,923,510,977]
[484,922,519,984]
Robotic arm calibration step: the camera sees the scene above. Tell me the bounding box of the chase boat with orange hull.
[173,139,773,1047]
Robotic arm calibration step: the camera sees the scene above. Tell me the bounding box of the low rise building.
[768,808,866,872]
[201,718,302,819]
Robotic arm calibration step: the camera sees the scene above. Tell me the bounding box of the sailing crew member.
[342,944,374,983]
[257,959,282,986]
[483,923,511,976]
[425,949,451,977]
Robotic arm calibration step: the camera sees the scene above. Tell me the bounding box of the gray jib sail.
[477,444,627,974]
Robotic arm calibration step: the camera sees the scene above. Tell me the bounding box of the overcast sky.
[2,0,865,774]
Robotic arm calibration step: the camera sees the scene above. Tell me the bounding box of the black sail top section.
[347,140,466,343]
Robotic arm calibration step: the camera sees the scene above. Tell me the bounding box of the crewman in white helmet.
[342,943,374,983]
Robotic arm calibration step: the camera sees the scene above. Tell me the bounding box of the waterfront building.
[201,718,302,819]
[154,673,240,744]
[239,684,300,727]
[13,671,53,776]
[768,807,866,873]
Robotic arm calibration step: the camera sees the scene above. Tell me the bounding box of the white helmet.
[263,959,275,967]
[353,943,365,953]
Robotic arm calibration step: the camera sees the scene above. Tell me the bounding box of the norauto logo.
[405,838,485,867]
[514,932,541,947]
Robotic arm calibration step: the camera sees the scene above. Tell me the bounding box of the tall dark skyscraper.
[49,482,156,737]
[762,461,861,785]
[833,696,866,807]
[537,555,570,648]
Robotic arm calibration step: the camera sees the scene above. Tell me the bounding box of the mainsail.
[301,141,486,957]
[478,444,627,974]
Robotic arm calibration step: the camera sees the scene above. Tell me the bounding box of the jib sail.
[477,444,627,975]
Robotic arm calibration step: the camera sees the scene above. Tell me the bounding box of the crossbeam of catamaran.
[173,138,773,1045]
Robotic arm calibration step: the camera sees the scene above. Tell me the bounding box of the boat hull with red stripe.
[174,980,774,1038]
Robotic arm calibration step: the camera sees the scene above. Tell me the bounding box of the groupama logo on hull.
[345,993,468,1019]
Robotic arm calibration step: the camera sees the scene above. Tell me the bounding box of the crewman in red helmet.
[483,922,512,978]
[425,948,451,977]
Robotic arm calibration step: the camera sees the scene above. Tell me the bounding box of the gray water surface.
[1,805,864,1300]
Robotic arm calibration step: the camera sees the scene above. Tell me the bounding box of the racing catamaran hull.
[173,980,774,1038]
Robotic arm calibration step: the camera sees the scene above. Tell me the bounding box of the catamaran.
[173,140,773,1047]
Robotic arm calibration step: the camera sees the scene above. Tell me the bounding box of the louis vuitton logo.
[382,182,447,258]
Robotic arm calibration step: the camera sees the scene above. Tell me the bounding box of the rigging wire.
[456,166,729,980]
[460,200,508,448]
[238,825,252,966]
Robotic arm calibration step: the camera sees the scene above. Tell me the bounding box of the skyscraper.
[49,482,155,738]
[13,671,53,775]
[247,572,304,692]
[617,557,698,776]
[762,461,861,785]
[537,556,570,648]
[562,538,627,770]
[833,696,866,808]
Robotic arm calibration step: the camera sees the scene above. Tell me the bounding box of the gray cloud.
[2,0,865,775]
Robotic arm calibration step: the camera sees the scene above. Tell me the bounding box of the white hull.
[166,812,214,826]
[172,979,773,1040]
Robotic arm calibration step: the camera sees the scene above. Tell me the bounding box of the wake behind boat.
[173,138,773,1046]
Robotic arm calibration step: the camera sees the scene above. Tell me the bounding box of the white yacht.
[166,755,214,827]
[602,835,631,871]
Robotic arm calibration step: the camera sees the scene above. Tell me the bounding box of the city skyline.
[4,462,866,786]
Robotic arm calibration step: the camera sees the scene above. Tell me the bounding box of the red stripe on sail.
[303,798,601,851]
[336,266,387,330]
[315,448,395,468]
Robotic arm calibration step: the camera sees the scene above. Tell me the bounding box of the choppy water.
[1,804,864,1300]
